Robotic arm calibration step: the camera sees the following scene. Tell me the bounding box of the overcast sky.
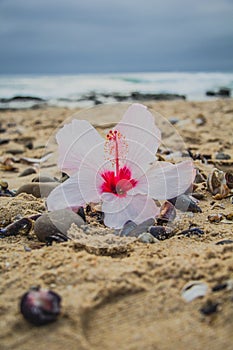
[0,0,232,74]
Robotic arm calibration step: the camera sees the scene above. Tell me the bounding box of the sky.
[0,0,233,74]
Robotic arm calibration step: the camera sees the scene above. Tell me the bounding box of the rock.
[16,182,58,198]
[19,168,37,177]
[123,218,155,237]
[119,220,137,236]
[215,152,231,160]
[168,117,180,125]
[149,226,174,240]
[206,87,231,97]
[34,209,85,242]
[138,232,159,243]
[32,176,58,183]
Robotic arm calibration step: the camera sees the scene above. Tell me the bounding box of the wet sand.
[0,100,233,350]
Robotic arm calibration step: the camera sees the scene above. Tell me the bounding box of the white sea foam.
[0,72,232,108]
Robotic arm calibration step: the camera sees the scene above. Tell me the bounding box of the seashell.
[181,281,208,302]
[0,217,32,237]
[225,171,233,189]
[20,153,52,164]
[157,201,176,224]
[138,232,159,243]
[20,287,61,326]
[208,213,224,223]
[207,168,230,198]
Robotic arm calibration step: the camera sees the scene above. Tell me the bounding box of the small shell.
[157,201,176,224]
[207,168,229,198]
[181,281,208,302]
[138,232,159,243]
[225,171,233,189]
[208,213,224,223]
[0,218,32,237]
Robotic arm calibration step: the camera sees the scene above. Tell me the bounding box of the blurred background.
[0,0,232,107]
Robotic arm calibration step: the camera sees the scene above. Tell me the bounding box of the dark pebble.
[212,283,228,292]
[200,300,219,315]
[0,139,10,145]
[119,220,137,236]
[149,226,173,240]
[34,209,85,242]
[16,182,58,198]
[123,218,155,237]
[169,194,202,213]
[215,152,231,160]
[6,149,24,155]
[20,287,61,326]
[19,168,37,177]
[216,239,233,245]
[32,176,58,183]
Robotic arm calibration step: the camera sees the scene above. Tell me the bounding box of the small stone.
[200,300,219,315]
[138,232,159,243]
[216,239,233,245]
[168,117,180,125]
[32,176,58,183]
[208,213,224,223]
[215,152,231,160]
[119,220,137,236]
[19,168,37,177]
[124,218,155,237]
[20,287,61,326]
[34,209,85,242]
[149,225,173,240]
[16,182,58,198]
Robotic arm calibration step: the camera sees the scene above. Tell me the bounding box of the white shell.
[181,281,208,302]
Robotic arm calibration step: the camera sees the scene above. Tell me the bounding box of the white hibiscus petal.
[116,104,161,169]
[102,193,159,229]
[145,160,195,200]
[56,119,104,175]
[47,174,94,211]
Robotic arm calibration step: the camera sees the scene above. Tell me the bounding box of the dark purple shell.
[20,287,61,326]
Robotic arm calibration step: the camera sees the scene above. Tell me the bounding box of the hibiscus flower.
[47,103,195,229]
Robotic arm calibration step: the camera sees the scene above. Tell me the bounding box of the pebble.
[16,182,58,198]
[32,176,58,183]
[34,209,85,242]
[200,300,219,316]
[121,218,155,237]
[119,220,137,236]
[149,226,173,240]
[216,239,233,245]
[20,287,61,326]
[138,232,159,243]
[215,152,231,160]
[19,168,37,177]
[169,194,202,213]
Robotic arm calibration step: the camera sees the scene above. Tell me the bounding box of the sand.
[0,100,233,350]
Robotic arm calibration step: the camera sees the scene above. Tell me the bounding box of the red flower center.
[101,166,137,197]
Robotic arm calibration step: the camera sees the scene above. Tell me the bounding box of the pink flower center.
[101,166,137,197]
[101,129,137,197]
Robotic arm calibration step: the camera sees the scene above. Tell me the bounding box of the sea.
[0,72,232,109]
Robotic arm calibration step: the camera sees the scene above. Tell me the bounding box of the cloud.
[0,0,232,73]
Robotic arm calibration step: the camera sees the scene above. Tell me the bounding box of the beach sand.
[0,100,233,350]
